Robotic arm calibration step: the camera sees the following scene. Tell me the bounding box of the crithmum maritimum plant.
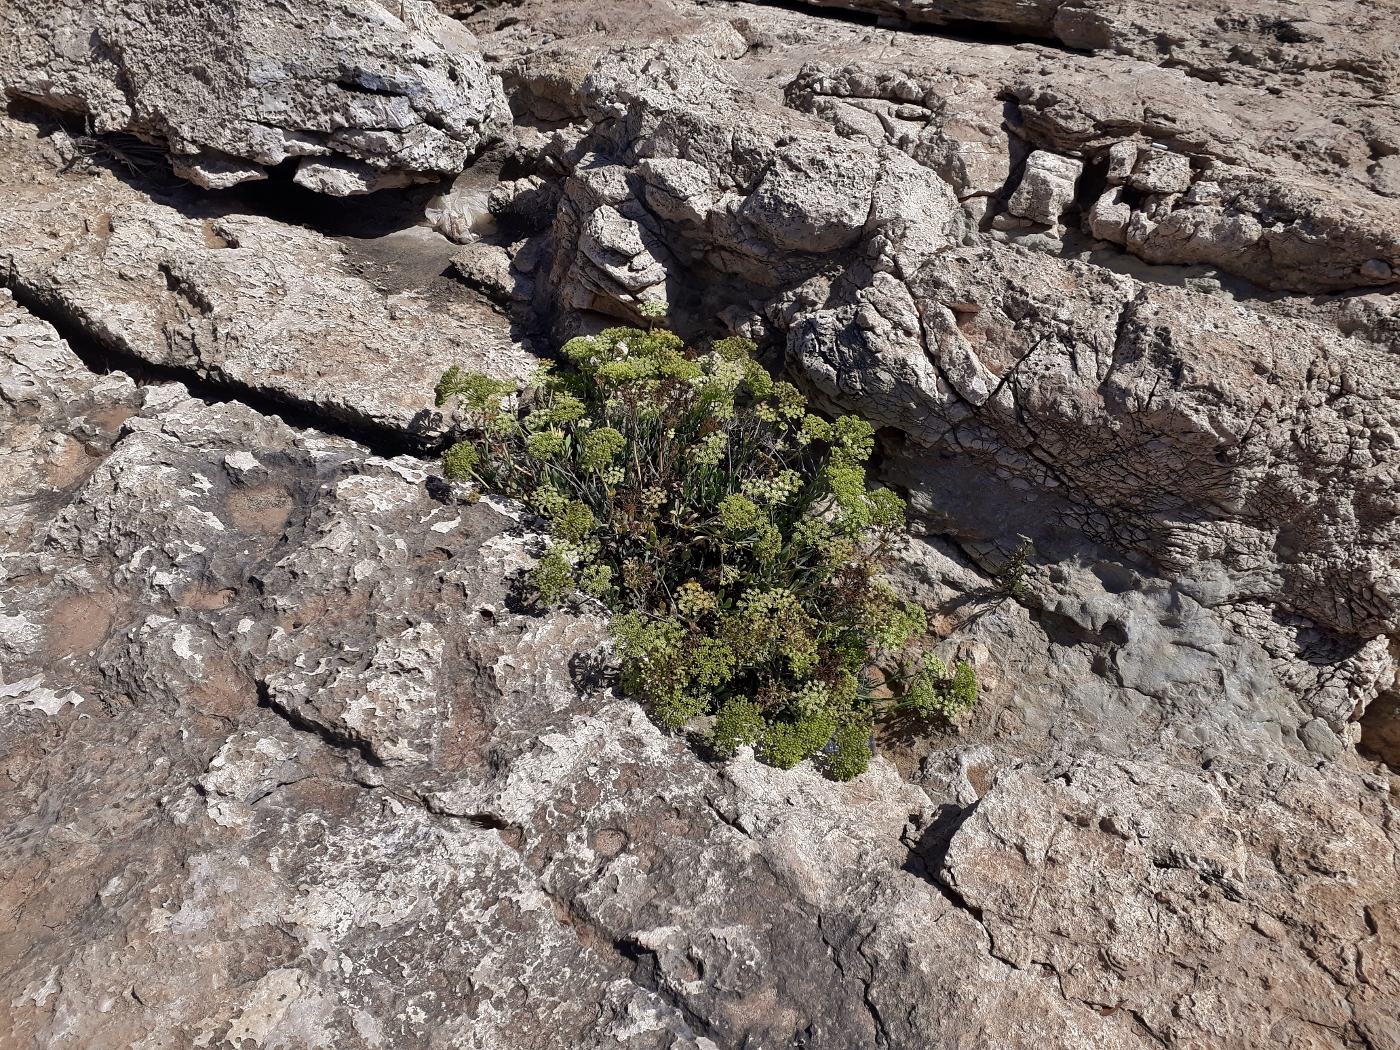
[435,328,976,780]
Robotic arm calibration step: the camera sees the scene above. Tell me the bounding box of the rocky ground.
[1,1,1397,1047]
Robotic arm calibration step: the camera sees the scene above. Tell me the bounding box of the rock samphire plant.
[435,328,976,780]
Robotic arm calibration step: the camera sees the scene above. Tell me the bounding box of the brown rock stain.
[44,589,119,659]
[226,483,295,537]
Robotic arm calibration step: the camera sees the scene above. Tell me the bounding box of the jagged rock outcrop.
[466,6,1400,644]
[792,59,1400,291]
[777,0,1400,108]
[0,0,507,195]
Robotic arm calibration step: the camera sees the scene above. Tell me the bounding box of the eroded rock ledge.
[469,3,1400,644]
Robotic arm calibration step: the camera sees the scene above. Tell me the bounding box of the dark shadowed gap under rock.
[725,0,1090,52]
[1358,688,1400,772]
[0,277,441,459]
[5,100,469,242]
[255,680,387,769]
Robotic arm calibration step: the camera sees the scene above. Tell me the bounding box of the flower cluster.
[903,657,979,720]
[695,430,727,464]
[579,426,626,471]
[436,327,978,780]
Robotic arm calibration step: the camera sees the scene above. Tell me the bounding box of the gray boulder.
[0,0,508,194]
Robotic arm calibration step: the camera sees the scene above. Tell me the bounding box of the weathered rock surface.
[2,0,1400,1047]
[778,0,1400,105]
[0,0,507,195]
[0,117,532,438]
[1,294,703,1047]
[463,2,1400,644]
[4,290,1397,1047]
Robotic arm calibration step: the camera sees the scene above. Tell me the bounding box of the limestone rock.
[479,7,1400,638]
[1126,146,1194,195]
[0,295,1156,1047]
[3,1,1400,1046]
[292,156,423,196]
[941,755,1400,1047]
[0,116,533,436]
[4,216,1398,1049]
[1005,150,1083,226]
[0,0,508,195]
[778,0,1400,98]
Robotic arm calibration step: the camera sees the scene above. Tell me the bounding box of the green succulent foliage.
[442,441,480,482]
[436,328,978,780]
[901,657,980,719]
[710,698,765,758]
[435,366,514,413]
[821,716,875,781]
[529,549,574,606]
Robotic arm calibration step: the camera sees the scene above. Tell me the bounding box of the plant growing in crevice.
[997,535,1035,602]
[637,297,668,331]
[435,328,977,780]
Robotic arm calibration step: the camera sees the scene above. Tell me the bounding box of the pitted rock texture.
[0,295,701,1048]
[777,0,1400,102]
[2,287,1398,1047]
[0,0,507,195]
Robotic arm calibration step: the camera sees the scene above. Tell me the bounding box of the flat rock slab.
[1,0,1399,1045]
[0,117,535,439]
